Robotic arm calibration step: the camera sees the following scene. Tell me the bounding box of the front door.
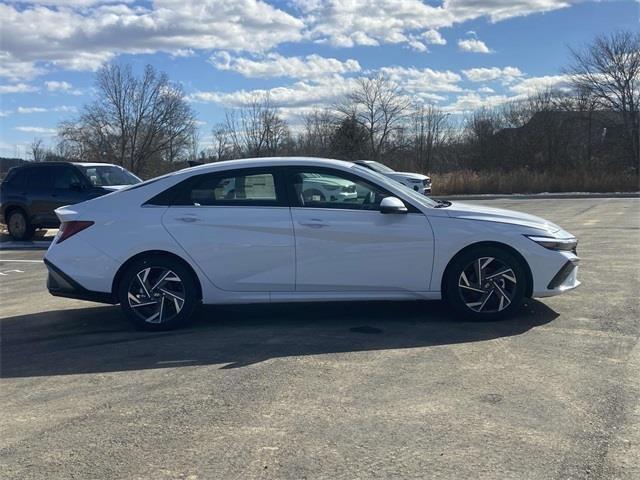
[287,168,434,292]
[162,168,295,292]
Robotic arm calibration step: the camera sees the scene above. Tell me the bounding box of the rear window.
[78,165,140,187]
[4,168,27,188]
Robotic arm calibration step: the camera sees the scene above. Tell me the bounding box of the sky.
[0,0,638,158]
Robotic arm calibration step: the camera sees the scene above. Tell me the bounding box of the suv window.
[5,169,28,188]
[27,166,54,189]
[53,166,83,189]
[165,170,281,207]
[291,169,388,211]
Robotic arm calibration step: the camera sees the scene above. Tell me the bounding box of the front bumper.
[534,257,581,298]
[45,258,117,304]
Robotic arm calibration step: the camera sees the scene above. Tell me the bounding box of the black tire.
[444,246,528,321]
[7,209,35,241]
[117,255,200,331]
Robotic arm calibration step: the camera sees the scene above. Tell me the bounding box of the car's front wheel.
[444,246,527,320]
[117,255,200,330]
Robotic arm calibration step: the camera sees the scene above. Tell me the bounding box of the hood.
[445,201,562,234]
[387,172,430,181]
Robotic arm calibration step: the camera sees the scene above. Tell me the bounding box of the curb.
[0,241,52,250]
[431,192,640,201]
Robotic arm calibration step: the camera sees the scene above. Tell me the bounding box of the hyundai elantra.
[44,158,580,330]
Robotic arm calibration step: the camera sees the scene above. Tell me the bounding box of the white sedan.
[44,157,580,330]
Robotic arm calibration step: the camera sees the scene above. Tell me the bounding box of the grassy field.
[431,168,639,195]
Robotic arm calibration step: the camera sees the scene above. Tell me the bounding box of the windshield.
[351,165,438,208]
[79,165,141,187]
[365,161,395,174]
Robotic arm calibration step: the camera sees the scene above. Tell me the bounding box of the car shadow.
[0,300,558,378]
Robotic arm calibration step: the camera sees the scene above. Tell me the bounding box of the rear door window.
[27,167,54,190]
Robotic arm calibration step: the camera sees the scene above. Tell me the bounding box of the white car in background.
[354,160,432,194]
[44,157,580,331]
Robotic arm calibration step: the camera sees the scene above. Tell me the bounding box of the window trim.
[283,166,421,213]
[145,167,288,207]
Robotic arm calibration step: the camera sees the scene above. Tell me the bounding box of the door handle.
[299,220,328,228]
[176,216,200,223]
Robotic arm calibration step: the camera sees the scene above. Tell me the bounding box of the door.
[50,165,89,208]
[287,168,434,292]
[25,166,57,226]
[161,168,295,292]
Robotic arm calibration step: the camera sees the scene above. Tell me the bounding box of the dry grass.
[432,168,639,195]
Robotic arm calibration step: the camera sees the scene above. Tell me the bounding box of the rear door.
[25,166,57,226]
[161,168,295,292]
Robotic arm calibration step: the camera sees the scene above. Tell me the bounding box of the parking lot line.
[0,259,43,263]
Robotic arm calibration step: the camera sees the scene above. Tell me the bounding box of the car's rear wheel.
[7,209,35,241]
[117,255,199,330]
[444,246,527,320]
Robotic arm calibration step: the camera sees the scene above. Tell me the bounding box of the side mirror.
[70,182,84,192]
[379,196,408,214]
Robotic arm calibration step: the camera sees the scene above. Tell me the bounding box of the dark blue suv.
[1,162,140,240]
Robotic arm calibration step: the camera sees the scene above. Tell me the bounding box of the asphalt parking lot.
[1,197,639,480]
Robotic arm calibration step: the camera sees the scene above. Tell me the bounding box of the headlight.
[526,235,578,252]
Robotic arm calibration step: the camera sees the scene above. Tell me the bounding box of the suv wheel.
[7,209,35,241]
[444,246,527,320]
[117,255,199,331]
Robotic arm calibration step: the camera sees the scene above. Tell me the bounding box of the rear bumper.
[44,258,117,304]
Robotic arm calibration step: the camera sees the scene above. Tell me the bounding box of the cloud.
[293,0,578,49]
[462,66,524,83]
[10,105,77,114]
[0,83,38,94]
[14,126,57,135]
[44,80,82,95]
[445,92,510,113]
[190,76,361,109]
[509,74,572,96]
[0,1,304,80]
[16,107,48,114]
[421,29,447,45]
[211,52,361,79]
[191,66,464,116]
[379,66,463,93]
[457,38,492,53]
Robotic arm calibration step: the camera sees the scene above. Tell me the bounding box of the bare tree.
[299,108,336,156]
[337,75,411,160]
[567,31,640,164]
[30,138,45,162]
[58,63,197,175]
[410,104,449,173]
[220,93,289,158]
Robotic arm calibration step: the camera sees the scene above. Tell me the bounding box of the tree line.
[33,31,638,186]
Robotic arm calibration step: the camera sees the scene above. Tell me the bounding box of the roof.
[182,156,356,174]
[9,161,122,168]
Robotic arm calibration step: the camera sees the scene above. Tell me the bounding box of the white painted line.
[0,269,24,275]
[0,259,43,263]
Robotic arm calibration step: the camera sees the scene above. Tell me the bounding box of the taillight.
[57,221,94,244]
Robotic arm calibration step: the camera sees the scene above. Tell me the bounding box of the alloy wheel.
[457,256,518,313]
[127,267,186,324]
